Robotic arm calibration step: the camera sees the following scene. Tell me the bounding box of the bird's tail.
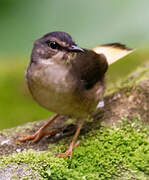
[93,43,135,65]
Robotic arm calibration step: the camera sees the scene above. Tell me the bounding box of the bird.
[19,31,134,160]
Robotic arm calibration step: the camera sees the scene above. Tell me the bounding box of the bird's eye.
[47,41,60,50]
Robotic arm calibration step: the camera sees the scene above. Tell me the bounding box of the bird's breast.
[26,60,104,118]
[26,61,83,116]
[27,61,76,93]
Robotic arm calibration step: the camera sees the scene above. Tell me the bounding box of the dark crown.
[42,31,76,46]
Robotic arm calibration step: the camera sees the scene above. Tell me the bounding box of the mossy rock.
[0,62,149,180]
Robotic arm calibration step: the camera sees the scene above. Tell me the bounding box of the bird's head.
[31,31,84,65]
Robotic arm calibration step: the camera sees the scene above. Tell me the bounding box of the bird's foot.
[18,129,58,144]
[18,114,60,144]
[57,141,80,160]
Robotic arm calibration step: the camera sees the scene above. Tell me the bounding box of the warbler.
[19,31,134,160]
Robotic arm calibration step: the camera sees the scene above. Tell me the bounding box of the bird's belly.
[27,65,93,118]
[29,82,90,118]
[30,84,75,114]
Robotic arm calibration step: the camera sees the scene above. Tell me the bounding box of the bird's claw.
[18,129,58,144]
[18,131,42,144]
[57,141,80,160]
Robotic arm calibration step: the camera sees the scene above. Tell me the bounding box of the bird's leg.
[57,122,83,160]
[18,114,60,143]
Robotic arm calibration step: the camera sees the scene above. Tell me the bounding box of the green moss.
[106,62,149,96]
[1,117,149,179]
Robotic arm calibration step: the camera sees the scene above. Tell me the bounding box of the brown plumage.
[19,31,134,160]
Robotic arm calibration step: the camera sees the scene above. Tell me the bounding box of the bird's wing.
[93,43,135,65]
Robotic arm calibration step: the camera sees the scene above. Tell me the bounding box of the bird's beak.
[68,45,84,53]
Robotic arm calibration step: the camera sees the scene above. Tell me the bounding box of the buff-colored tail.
[93,43,135,65]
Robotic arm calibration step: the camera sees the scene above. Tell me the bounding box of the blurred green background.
[0,0,149,130]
